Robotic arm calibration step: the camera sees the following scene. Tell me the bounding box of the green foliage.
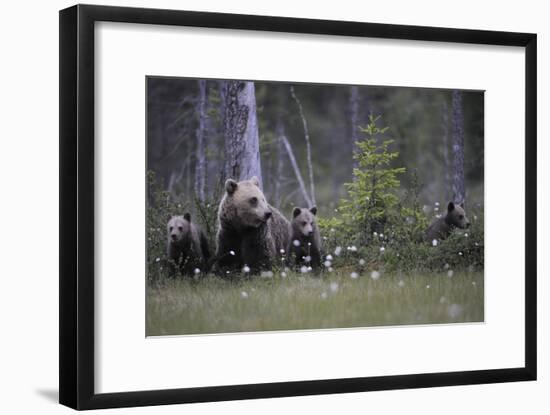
[146,171,189,282]
[338,115,405,242]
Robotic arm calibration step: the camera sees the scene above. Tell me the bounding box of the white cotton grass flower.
[243,265,251,273]
[432,239,438,247]
[304,255,312,263]
[330,282,339,293]
[330,228,335,233]
[447,304,463,319]
[320,292,328,299]
[370,270,381,280]
[334,246,342,256]
[328,267,334,272]
[359,258,366,266]
[261,271,274,279]
[458,251,463,256]
[379,246,385,253]
[398,280,405,287]
[444,263,450,270]
[308,242,312,247]
[281,271,287,278]
[447,270,454,278]
[373,231,378,237]
[350,245,357,252]
[293,239,301,247]
[440,296,447,304]
[240,291,248,299]
[307,266,313,271]
[464,233,469,238]
[323,260,332,268]
[326,254,333,261]
[280,248,285,254]
[193,268,201,275]
[350,272,359,279]
[300,266,309,274]
[229,250,235,256]
[435,202,440,207]
[426,284,431,289]
[379,233,384,239]
[472,281,477,286]
[155,257,160,263]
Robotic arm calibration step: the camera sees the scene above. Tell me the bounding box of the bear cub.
[167,213,210,276]
[215,176,290,275]
[425,201,470,243]
[288,206,322,271]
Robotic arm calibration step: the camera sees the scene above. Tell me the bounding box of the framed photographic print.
[59,4,537,410]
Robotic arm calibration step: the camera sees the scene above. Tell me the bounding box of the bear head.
[446,202,470,229]
[167,213,192,242]
[291,206,317,238]
[223,176,272,229]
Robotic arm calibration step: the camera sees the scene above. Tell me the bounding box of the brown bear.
[425,201,470,243]
[167,213,210,276]
[214,176,290,275]
[288,207,322,271]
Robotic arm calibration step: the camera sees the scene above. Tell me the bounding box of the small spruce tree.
[339,115,405,242]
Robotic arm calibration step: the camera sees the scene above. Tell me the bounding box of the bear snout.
[264,211,272,220]
[171,234,178,241]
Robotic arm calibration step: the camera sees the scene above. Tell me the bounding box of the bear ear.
[250,176,260,187]
[184,212,191,222]
[459,202,465,209]
[448,201,455,212]
[225,179,238,194]
[293,207,302,218]
[309,206,317,215]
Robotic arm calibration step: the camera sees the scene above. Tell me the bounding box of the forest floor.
[146,270,484,336]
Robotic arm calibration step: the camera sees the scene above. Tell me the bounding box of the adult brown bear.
[214,177,290,275]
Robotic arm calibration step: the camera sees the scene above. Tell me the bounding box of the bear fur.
[425,201,470,243]
[214,176,290,274]
[288,207,322,271]
[167,213,210,276]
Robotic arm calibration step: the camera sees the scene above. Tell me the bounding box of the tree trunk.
[441,98,451,202]
[280,135,313,207]
[451,90,465,205]
[195,80,207,201]
[220,80,263,188]
[290,86,316,206]
[274,117,285,208]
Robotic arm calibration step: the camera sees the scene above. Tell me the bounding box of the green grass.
[146,270,484,336]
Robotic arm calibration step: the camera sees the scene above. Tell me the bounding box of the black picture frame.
[59,4,537,410]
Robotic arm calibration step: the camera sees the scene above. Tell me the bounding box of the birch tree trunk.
[451,90,465,205]
[194,80,207,201]
[220,80,263,188]
[290,86,316,206]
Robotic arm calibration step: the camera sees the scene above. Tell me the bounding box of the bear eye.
[249,197,258,205]
[178,226,183,231]
[169,226,173,231]
[459,215,464,220]
[302,221,307,226]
